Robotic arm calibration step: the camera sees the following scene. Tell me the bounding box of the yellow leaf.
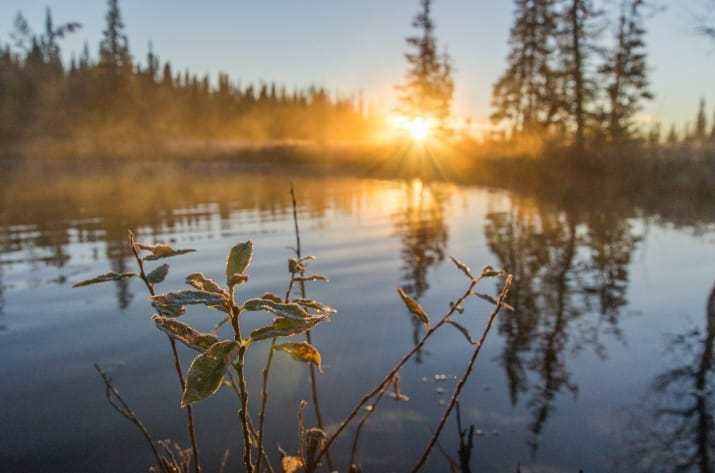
[274,342,322,371]
[397,288,430,327]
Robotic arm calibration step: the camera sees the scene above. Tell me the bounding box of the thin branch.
[94,364,168,473]
[314,271,492,465]
[409,276,512,472]
[348,380,390,468]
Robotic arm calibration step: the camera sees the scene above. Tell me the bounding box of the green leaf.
[151,290,227,318]
[226,241,253,285]
[250,316,326,342]
[152,315,218,352]
[397,288,430,327]
[146,264,170,285]
[137,243,196,261]
[274,342,322,370]
[181,340,239,407]
[294,299,337,317]
[260,292,283,303]
[186,272,226,295]
[72,271,137,288]
[242,298,311,319]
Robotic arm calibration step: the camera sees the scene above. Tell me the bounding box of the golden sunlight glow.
[388,114,437,142]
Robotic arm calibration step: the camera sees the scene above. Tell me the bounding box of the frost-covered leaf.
[152,301,186,318]
[72,271,137,288]
[151,290,226,318]
[250,316,326,342]
[152,315,218,352]
[152,290,227,311]
[294,299,337,317]
[146,264,169,285]
[274,342,322,370]
[181,340,239,407]
[138,243,196,261]
[186,272,226,295]
[449,256,474,279]
[281,456,304,473]
[260,292,283,303]
[397,288,430,327]
[242,298,310,320]
[226,241,253,285]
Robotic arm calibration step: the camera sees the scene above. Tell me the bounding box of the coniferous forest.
[1,0,713,156]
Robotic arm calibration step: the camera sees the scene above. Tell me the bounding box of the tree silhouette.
[492,0,561,135]
[98,0,131,77]
[599,0,653,142]
[397,0,454,129]
[695,98,708,141]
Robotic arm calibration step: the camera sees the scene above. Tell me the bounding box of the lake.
[1,161,714,473]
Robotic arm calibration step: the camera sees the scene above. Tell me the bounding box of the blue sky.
[1,0,713,129]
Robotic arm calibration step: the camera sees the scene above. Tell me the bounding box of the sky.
[1,0,713,130]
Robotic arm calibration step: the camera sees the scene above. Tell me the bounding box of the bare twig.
[128,230,201,473]
[348,379,390,468]
[314,269,496,465]
[409,276,512,472]
[94,364,168,473]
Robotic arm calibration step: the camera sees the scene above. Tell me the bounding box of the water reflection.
[394,179,450,363]
[484,199,640,448]
[625,282,715,473]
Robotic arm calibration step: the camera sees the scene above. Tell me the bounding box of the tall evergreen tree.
[666,123,678,144]
[492,0,560,134]
[695,97,708,141]
[98,0,131,76]
[599,0,652,142]
[556,0,603,146]
[397,0,454,127]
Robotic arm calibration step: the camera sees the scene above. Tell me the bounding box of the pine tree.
[492,0,560,134]
[397,0,454,127]
[599,0,652,142]
[711,108,715,142]
[98,0,131,76]
[695,98,707,141]
[556,0,603,146]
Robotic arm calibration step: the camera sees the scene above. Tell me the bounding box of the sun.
[407,117,432,142]
[388,114,436,142]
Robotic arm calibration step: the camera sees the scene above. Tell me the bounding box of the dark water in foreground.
[1,162,714,473]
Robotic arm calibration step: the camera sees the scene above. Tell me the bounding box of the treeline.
[0,0,374,148]
[491,0,715,147]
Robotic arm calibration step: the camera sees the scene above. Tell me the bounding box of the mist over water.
[1,161,714,472]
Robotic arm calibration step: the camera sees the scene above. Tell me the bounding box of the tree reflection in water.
[393,179,450,364]
[624,282,715,473]
[485,198,640,450]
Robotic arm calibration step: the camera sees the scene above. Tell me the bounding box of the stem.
[314,275,485,465]
[128,231,201,473]
[290,185,335,472]
[228,288,254,473]
[409,277,512,473]
[348,383,388,468]
[255,337,276,473]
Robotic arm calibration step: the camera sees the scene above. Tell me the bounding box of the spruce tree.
[599,0,652,142]
[492,0,560,134]
[666,124,678,145]
[397,0,454,127]
[98,0,131,76]
[556,0,603,146]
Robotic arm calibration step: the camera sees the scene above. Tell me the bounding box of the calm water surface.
[1,162,714,473]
